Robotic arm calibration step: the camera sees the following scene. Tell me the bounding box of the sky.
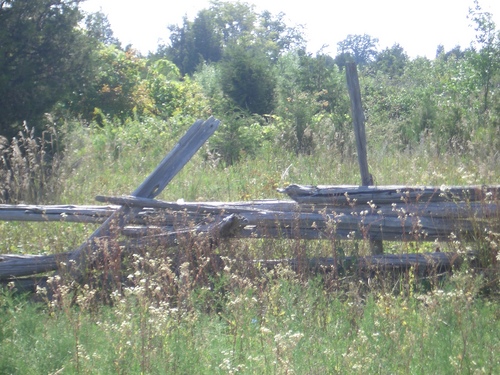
[80,0,500,59]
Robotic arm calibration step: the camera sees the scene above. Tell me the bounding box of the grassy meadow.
[1,118,500,374]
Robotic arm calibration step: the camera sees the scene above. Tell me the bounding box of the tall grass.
[0,124,62,204]
[0,117,499,373]
[1,263,499,374]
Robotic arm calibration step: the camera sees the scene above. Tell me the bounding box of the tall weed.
[0,124,62,204]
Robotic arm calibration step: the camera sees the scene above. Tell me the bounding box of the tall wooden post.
[345,62,383,254]
[346,62,372,186]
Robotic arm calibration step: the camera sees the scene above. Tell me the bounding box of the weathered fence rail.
[2,194,498,227]
[0,204,117,223]
[0,116,498,290]
[1,186,498,281]
[279,184,500,205]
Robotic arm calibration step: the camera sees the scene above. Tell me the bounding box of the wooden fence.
[1,116,499,290]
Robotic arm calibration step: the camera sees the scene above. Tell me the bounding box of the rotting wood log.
[0,276,49,293]
[279,184,500,205]
[346,62,372,187]
[0,204,118,223]
[124,213,246,248]
[95,194,500,220]
[95,195,299,213]
[2,195,490,244]
[2,198,498,226]
[1,195,496,258]
[2,251,465,292]
[116,199,498,243]
[0,253,69,280]
[107,195,497,242]
[255,251,464,274]
[1,182,497,282]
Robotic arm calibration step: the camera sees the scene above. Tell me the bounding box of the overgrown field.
[1,119,499,374]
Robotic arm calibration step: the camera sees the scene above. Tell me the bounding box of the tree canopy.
[0,0,499,165]
[0,0,92,138]
[335,34,380,67]
[160,1,304,76]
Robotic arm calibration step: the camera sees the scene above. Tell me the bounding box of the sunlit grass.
[1,266,499,374]
[1,118,499,374]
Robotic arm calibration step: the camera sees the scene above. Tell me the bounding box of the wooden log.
[256,252,463,273]
[118,203,495,243]
[132,117,221,199]
[279,184,500,205]
[0,204,118,223]
[0,276,48,293]
[227,212,485,242]
[0,253,69,280]
[1,196,495,246]
[1,186,496,280]
[1,198,497,227]
[124,213,246,247]
[2,251,464,292]
[90,195,498,242]
[4,248,457,279]
[95,195,299,213]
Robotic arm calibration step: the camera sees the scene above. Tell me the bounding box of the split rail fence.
[1,117,499,290]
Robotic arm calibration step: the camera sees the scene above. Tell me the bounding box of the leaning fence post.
[67,117,221,281]
[345,62,383,254]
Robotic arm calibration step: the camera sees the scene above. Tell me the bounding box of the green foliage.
[2,3,500,370]
[275,51,351,155]
[219,43,276,115]
[84,10,121,47]
[208,112,279,166]
[0,0,92,138]
[373,43,409,78]
[161,0,303,75]
[72,45,150,124]
[1,263,500,373]
[2,0,500,162]
[147,59,210,120]
[467,0,500,115]
[69,47,211,126]
[335,34,380,67]
[1,109,500,372]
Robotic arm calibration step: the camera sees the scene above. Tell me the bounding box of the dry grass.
[0,123,62,204]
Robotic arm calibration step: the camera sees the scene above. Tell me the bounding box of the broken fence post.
[67,117,220,281]
[345,63,383,254]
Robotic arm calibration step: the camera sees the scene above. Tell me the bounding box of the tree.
[146,59,209,120]
[273,50,351,154]
[84,10,120,47]
[335,34,379,67]
[0,0,91,138]
[435,45,467,61]
[467,0,500,115]
[72,45,149,124]
[219,43,276,115]
[162,1,256,75]
[373,44,408,78]
[161,1,303,75]
[256,10,305,63]
[164,16,211,75]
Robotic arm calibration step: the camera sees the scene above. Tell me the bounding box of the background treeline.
[1,0,499,178]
